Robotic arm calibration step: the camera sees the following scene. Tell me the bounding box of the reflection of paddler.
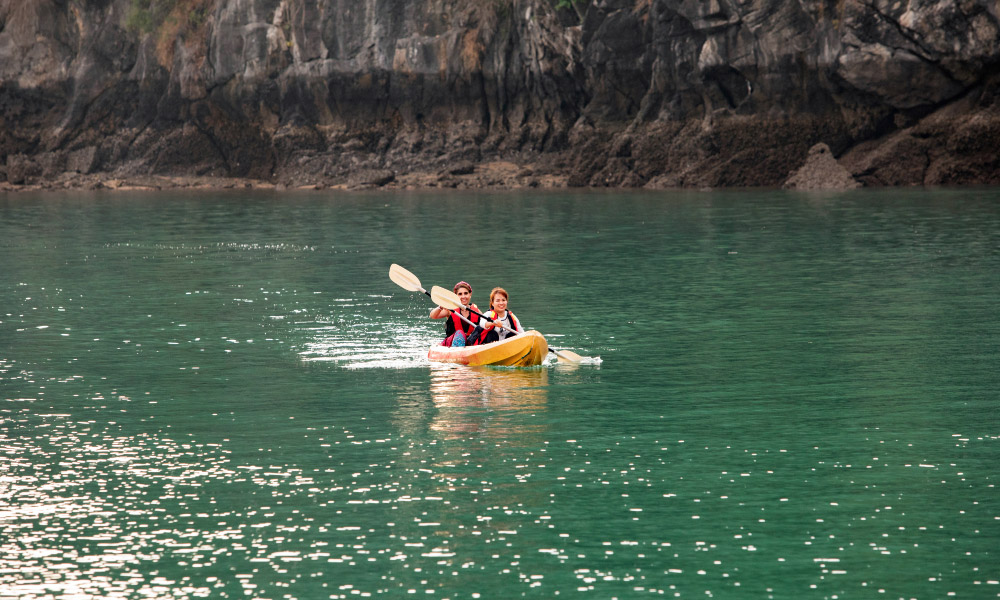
[428,365,548,439]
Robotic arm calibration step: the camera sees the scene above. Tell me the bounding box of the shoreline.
[0,160,574,194]
[3,150,996,195]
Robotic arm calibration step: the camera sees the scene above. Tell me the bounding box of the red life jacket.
[446,303,481,337]
[472,310,520,345]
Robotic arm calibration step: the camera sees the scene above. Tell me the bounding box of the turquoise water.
[1,189,998,599]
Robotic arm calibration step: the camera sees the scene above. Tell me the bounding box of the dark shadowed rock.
[348,169,396,188]
[445,161,476,176]
[6,155,40,185]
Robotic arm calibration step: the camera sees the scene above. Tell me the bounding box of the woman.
[430,281,480,346]
[469,287,524,345]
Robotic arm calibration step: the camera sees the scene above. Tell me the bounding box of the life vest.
[445,303,481,337]
[472,309,520,345]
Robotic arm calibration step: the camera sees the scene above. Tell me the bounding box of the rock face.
[1,0,998,189]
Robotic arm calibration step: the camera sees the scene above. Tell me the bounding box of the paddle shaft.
[457,304,519,335]
[424,290,481,332]
[447,294,582,362]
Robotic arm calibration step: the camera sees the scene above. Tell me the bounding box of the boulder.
[6,154,41,185]
[783,143,861,190]
[67,146,99,174]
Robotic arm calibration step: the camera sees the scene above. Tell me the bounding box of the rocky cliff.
[1,0,997,190]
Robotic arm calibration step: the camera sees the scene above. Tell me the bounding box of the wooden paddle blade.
[552,348,585,363]
[389,264,424,292]
[430,285,462,310]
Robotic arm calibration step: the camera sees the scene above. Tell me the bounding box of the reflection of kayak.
[427,330,548,367]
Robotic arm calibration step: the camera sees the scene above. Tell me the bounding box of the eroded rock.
[784,143,861,190]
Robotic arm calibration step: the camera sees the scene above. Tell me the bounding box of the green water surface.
[1,189,998,599]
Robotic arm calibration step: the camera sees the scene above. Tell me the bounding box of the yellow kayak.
[427,330,548,367]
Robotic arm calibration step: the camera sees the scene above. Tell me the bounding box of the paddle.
[389,263,482,331]
[429,285,587,364]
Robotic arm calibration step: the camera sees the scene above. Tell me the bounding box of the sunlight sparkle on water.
[3,189,998,599]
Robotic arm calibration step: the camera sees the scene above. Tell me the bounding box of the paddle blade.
[389,264,424,292]
[552,348,585,363]
[430,285,462,310]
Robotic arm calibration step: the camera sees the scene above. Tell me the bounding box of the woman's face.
[456,287,472,306]
[491,293,508,312]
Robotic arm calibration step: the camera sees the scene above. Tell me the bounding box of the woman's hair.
[453,281,471,294]
[489,287,508,310]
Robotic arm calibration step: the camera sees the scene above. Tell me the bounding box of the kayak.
[427,330,548,367]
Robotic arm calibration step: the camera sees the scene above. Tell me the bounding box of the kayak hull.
[427,330,548,367]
